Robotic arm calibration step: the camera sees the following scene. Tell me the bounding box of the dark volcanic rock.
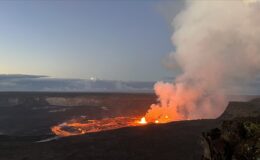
[0,120,217,160]
[201,117,260,160]
[202,98,260,160]
[218,98,260,120]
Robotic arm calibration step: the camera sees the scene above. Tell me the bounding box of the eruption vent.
[138,117,147,124]
[51,0,260,137]
[144,0,260,123]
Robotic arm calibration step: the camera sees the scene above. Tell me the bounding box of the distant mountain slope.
[219,98,260,120]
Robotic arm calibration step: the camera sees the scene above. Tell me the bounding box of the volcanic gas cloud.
[144,0,260,123]
[52,0,260,136]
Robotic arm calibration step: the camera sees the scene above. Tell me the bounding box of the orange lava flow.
[51,115,173,137]
[51,117,148,137]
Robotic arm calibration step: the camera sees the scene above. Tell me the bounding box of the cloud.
[0,74,46,80]
[0,74,154,92]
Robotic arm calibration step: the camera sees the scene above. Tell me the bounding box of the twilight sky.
[0,0,184,81]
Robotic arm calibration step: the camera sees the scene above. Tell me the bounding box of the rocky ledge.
[202,98,260,160]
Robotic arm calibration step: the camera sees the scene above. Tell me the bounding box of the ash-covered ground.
[0,92,259,160]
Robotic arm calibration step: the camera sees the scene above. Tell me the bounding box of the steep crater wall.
[219,98,260,120]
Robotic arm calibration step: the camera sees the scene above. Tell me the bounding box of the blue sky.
[0,0,183,81]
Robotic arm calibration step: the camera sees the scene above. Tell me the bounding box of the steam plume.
[145,0,260,122]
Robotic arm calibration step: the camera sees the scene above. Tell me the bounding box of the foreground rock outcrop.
[202,98,260,160]
[202,117,260,160]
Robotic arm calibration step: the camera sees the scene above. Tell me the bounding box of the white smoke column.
[145,0,260,122]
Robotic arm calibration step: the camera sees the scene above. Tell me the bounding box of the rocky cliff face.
[219,98,260,120]
[45,97,100,107]
[0,92,155,109]
[0,98,20,107]
[202,98,260,160]
[202,117,260,160]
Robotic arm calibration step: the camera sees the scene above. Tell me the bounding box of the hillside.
[219,98,260,120]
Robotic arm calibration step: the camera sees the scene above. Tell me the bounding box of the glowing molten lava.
[52,116,150,137]
[140,114,172,124]
[51,113,178,137]
[51,114,173,137]
[138,117,147,124]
